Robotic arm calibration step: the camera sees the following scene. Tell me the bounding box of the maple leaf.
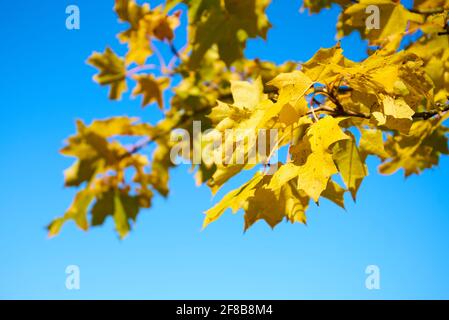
[204,170,311,230]
[203,172,264,228]
[208,78,266,128]
[264,71,314,126]
[380,117,449,176]
[372,96,415,133]
[114,0,151,65]
[185,0,271,67]
[50,117,157,237]
[359,128,389,161]
[48,189,94,237]
[91,189,140,239]
[268,117,349,202]
[321,179,346,209]
[114,0,149,24]
[332,132,367,201]
[149,143,174,197]
[301,45,354,83]
[205,78,274,193]
[87,48,127,100]
[296,150,339,203]
[61,120,120,187]
[115,0,180,65]
[337,0,423,45]
[60,117,155,188]
[121,25,154,66]
[132,74,169,108]
[407,35,449,102]
[295,117,350,202]
[244,187,285,230]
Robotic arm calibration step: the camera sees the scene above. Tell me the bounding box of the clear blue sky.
[1,0,449,299]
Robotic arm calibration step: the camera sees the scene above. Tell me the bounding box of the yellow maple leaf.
[359,128,390,160]
[296,149,340,202]
[372,96,415,133]
[337,0,423,45]
[87,48,128,100]
[186,0,271,67]
[115,1,180,65]
[270,117,349,202]
[321,179,346,209]
[380,117,449,176]
[264,71,314,126]
[132,74,169,108]
[332,132,368,200]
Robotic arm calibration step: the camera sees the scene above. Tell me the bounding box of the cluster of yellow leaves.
[407,36,449,102]
[87,47,171,108]
[54,0,449,236]
[204,171,310,231]
[132,74,170,108]
[183,0,271,67]
[170,49,297,186]
[55,25,297,236]
[203,42,448,229]
[86,1,179,106]
[87,48,127,100]
[86,0,274,106]
[380,115,449,176]
[49,117,175,238]
[337,0,423,47]
[304,0,449,53]
[203,115,358,229]
[115,0,180,65]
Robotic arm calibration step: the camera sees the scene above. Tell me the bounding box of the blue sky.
[1,0,449,299]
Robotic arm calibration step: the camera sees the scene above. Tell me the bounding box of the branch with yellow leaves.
[309,87,449,121]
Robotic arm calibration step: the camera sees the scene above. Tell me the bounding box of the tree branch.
[311,88,449,121]
[169,41,180,59]
[413,104,449,120]
[120,89,449,161]
[126,64,158,77]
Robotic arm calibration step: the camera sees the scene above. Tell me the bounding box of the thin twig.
[126,64,158,77]
[169,41,180,58]
[413,105,449,119]
[150,42,167,71]
[309,88,449,121]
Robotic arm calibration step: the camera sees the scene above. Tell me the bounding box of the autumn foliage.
[49,0,449,238]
